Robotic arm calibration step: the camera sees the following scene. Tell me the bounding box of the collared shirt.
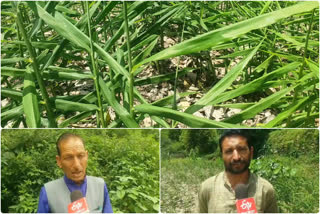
[37,175,113,213]
[197,171,278,213]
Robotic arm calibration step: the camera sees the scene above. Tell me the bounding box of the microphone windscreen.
[70,190,83,202]
[235,183,248,199]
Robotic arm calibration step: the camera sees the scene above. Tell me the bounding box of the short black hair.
[219,130,252,152]
[56,133,84,156]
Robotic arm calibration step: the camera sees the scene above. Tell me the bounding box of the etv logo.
[72,201,83,211]
[68,198,89,213]
[240,200,252,210]
[236,198,257,213]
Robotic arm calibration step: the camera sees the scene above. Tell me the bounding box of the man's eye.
[225,150,233,154]
[238,147,248,154]
[65,156,73,160]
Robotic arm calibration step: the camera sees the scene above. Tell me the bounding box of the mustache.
[231,160,246,164]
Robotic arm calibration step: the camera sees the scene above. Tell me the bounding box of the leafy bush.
[250,156,319,213]
[180,129,219,155]
[1,129,159,213]
[249,130,319,212]
[266,129,319,157]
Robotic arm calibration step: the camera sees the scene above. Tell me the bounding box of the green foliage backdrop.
[1,129,159,213]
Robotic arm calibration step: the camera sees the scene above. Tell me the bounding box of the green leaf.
[185,42,262,114]
[134,68,194,86]
[211,62,301,105]
[54,99,99,112]
[37,6,90,51]
[1,106,24,124]
[223,85,297,124]
[58,111,95,128]
[1,57,27,65]
[44,67,93,80]
[1,88,23,101]
[133,1,318,70]
[36,5,131,80]
[152,92,197,107]
[98,77,139,128]
[55,5,79,15]
[132,36,158,68]
[273,30,317,54]
[218,48,254,59]
[153,204,160,212]
[264,96,312,128]
[215,103,254,110]
[116,190,125,200]
[306,59,319,79]
[22,67,41,128]
[254,55,274,73]
[1,67,26,77]
[135,104,245,128]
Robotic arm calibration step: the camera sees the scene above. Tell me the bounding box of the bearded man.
[197,130,278,213]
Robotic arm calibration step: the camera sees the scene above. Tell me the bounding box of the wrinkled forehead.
[222,135,249,150]
[58,136,85,153]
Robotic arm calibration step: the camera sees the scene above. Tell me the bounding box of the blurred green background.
[1,129,159,213]
[161,129,319,213]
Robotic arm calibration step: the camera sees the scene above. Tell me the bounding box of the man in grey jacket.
[37,133,113,213]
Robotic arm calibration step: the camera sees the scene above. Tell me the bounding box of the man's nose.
[232,150,240,161]
[73,157,81,169]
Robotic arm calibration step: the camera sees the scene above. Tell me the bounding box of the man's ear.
[250,146,254,159]
[56,155,62,168]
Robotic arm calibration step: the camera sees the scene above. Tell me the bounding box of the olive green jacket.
[197,171,278,213]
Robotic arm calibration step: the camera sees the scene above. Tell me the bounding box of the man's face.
[56,137,88,184]
[221,135,253,174]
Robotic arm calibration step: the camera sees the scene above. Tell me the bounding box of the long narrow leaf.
[22,66,41,127]
[54,99,99,112]
[37,4,131,80]
[1,105,24,124]
[185,42,262,114]
[210,62,301,105]
[264,96,313,128]
[133,1,318,70]
[98,76,139,128]
[1,88,23,101]
[58,111,95,128]
[135,104,245,128]
[223,85,297,124]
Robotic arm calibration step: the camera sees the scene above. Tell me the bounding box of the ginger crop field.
[1,1,319,128]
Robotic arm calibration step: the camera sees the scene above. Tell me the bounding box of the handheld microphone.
[68,190,89,213]
[235,184,257,213]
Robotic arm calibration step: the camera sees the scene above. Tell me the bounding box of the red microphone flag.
[68,197,89,213]
[236,197,257,213]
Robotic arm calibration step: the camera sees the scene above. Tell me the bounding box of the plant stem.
[287,8,315,126]
[86,1,106,128]
[173,18,186,111]
[14,2,57,128]
[170,15,187,128]
[123,1,134,117]
[304,9,316,126]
